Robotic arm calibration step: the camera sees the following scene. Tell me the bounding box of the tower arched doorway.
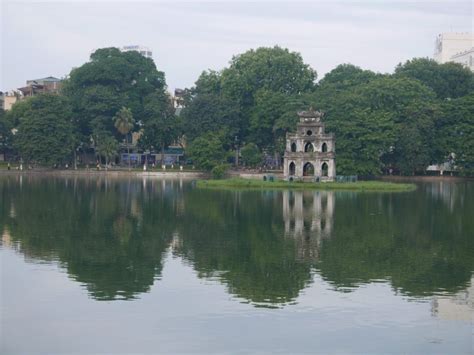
[322,162,329,177]
[303,162,315,176]
[289,162,296,176]
[322,142,328,153]
[291,142,297,152]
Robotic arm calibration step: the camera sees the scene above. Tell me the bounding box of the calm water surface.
[1,176,472,354]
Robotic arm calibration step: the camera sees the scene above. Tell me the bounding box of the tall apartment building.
[121,45,153,59]
[434,33,473,71]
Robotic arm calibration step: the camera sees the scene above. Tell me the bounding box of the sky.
[1,0,472,92]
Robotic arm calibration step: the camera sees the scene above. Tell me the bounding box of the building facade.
[0,92,19,111]
[19,76,62,97]
[283,109,336,181]
[121,45,153,59]
[450,48,474,71]
[434,33,473,70]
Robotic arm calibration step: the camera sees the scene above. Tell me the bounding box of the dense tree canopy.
[436,93,474,175]
[2,45,473,176]
[13,94,74,165]
[63,47,170,148]
[395,58,474,99]
[0,109,13,156]
[182,46,317,166]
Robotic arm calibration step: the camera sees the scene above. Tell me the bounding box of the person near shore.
[7,163,10,170]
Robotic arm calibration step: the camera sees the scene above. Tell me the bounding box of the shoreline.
[196,178,417,192]
[0,169,207,179]
[0,169,471,182]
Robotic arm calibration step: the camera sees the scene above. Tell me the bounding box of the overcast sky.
[1,0,472,92]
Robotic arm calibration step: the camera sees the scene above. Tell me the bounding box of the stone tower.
[283,109,336,181]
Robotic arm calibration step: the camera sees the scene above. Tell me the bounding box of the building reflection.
[431,276,474,321]
[282,190,334,260]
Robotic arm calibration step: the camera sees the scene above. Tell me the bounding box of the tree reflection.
[0,176,176,300]
[1,176,472,305]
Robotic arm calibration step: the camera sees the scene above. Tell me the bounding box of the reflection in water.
[0,176,473,308]
[283,190,334,261]
[431,276,474,321]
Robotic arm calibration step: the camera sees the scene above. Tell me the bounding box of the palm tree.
[114,107,134,170]
[98,136,118,171]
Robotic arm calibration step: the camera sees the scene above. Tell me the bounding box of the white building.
[450,48,474,71]
[434,33,473,70]
[121,45,153,59]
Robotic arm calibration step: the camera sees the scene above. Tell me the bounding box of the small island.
[196,178,416,192]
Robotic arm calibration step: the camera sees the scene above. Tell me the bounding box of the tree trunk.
[127,133,131,171]
[73,148,78,170]
[161,143,165,166]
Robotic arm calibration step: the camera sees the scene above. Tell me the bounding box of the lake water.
[1,176,472,354]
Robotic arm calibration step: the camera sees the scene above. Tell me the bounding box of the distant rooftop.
[26,76,62,84]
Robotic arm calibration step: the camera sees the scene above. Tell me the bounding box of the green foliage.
[395,58,474,99]
[211,164,230,179]
[187,132,226,171]
[63,47,167,141]
[249,90,313,153]
[181,70,242,144]
[318,63,381,91]
[114,107,134,136]
[436,93,474,175]
[316,75,441,175]
[240,143,262,167]
[183,46,317,155]
[196,178,416,191]
[97,135,118,166]
[138,92,178,160]
[0,109,13,155]
[13,94,74,164]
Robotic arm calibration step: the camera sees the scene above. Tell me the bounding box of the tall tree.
[13,94,74,165]
[436,93,474,175]
[139,92,178,166]
[395,58,474,99]
[63,47,167,146]
[97,135,118,170]
[187,131,226,171]
[114,107,135,170]
[0,109,13,158]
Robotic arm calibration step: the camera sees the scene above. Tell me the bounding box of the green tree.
[114,107,135,170]
[249,90,313,159]
[63,47,167,147]
[181,70,241,144]
[187,131,226,171]
[97,135,118,170]
[0,109,13,158]
[13,94,74,165]
[139,92,178,166]
[318,64,380,91]
[240,143,262,167]
[315,75,439,175]
[436,93,474,175]
[395,58,474,99]
[221,46,316,141]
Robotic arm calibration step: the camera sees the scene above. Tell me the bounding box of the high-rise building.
[434,33,473,70]
[121,45,153,59]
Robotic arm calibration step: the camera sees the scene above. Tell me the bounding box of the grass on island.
[196,178,416,192]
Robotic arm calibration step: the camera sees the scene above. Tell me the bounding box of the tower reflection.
[282,190,334,260]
